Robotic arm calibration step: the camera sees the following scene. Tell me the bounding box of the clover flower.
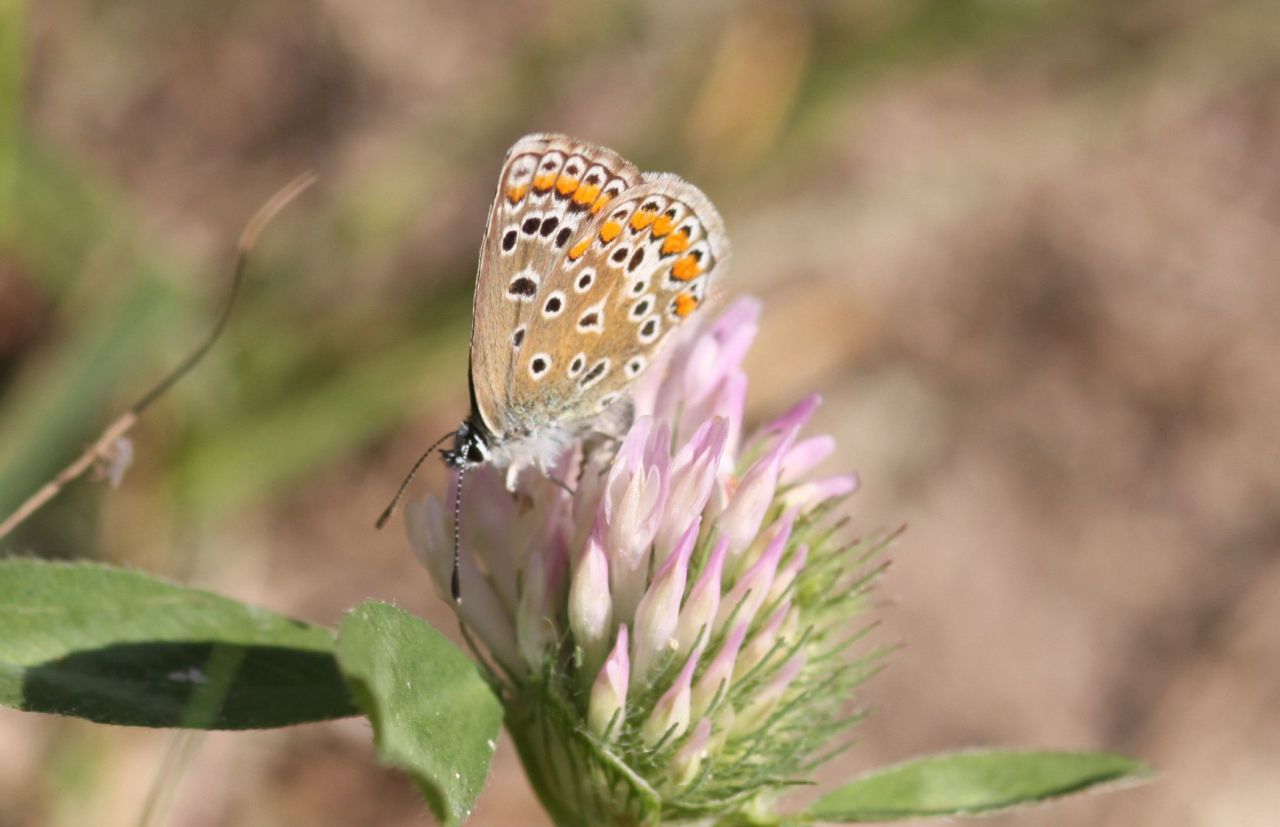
[406,297,889,826]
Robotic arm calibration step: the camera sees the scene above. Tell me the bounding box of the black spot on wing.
[508,277,537,297]
[581,360,608,386]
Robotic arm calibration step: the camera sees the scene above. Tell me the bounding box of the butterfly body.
[446,133,730,485]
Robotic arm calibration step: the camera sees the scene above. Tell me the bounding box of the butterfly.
[378,133,731,597]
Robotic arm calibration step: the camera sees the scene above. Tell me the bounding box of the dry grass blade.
[0,171,318,541]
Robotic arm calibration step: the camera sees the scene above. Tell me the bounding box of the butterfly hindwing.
[470,134,642,439]
[506,173,731,426]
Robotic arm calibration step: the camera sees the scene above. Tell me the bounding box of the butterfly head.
[441,419,491,469]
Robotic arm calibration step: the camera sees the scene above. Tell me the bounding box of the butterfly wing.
[469,134,642,439]
[506,173,731,426]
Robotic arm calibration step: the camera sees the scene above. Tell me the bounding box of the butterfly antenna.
[374,430,453,530]
[451,462,466,603]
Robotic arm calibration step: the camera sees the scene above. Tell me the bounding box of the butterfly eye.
[501,228,518,253]
[575,269,595,293]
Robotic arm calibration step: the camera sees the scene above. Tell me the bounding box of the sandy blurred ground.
[2,1,1279,825]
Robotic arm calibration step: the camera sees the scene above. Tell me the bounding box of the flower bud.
[783,473,860,510]
[675,535,728,655]
[716,513,793,633]
[516,549,552,669]
[736,654,805,732]
[404,497,450,598]
[717,440,790,567]
[781,434,836,485]
[767,544,808,606]
[670,718,712,787]
[569,532,612,679]
[736,601,793,682]
[599,417,666,623]
[692,621,748,719]
[588,626,630,740]
[632,518,698,681]
[654,417,728,565]
[641,646,702,745]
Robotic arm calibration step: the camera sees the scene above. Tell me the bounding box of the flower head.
[406,297,889,825]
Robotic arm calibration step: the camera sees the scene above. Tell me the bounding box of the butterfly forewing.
[507,173,730,425]
[470,134,642,438]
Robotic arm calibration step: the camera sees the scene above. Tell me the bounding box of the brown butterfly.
[380,134,731,596]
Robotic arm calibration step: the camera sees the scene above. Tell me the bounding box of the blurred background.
[2,0,1278,824]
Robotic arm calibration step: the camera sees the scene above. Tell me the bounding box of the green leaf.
[336,601,503,827]
[0,558,356,728]
[807,749,1152,822]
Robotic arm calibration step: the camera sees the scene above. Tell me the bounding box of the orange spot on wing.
[506,184,528,204]
[674,293,698,318]
[651,215,675,238]
[591,194,612,213]
[533,174,556,192]
[556,176,580,196]
[573,183,601,205]
[660,229,690,255]
[671,255,702,281]
[599,221,622,243]
[629,208,657,232]
[568,238,591,261]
